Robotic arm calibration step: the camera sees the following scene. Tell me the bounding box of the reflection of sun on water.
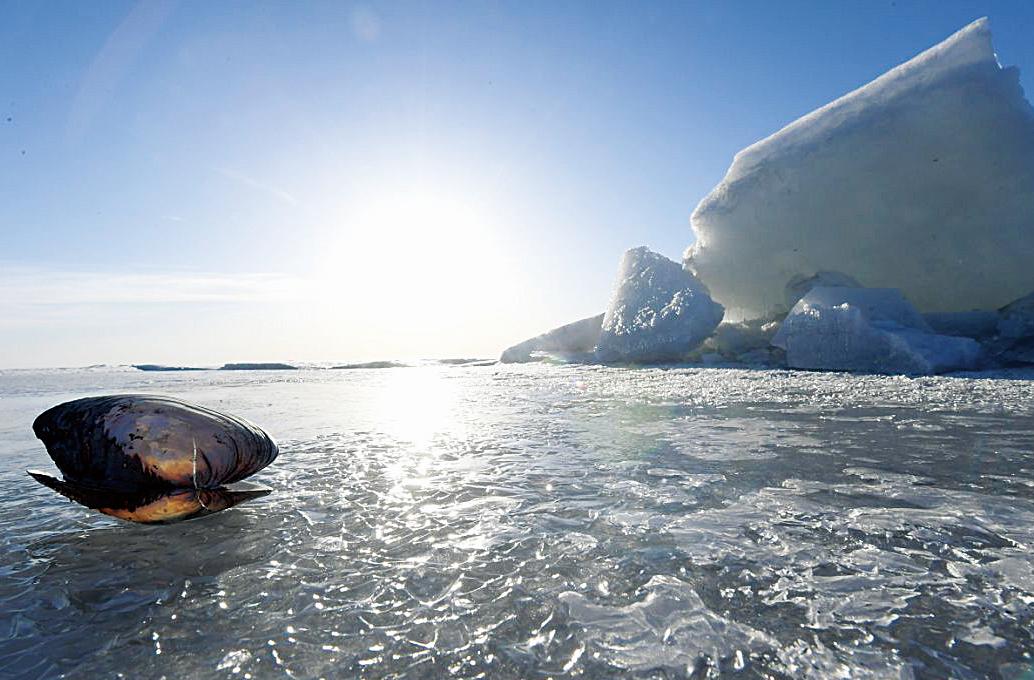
[373,367,465,490]
[375,366,459,447]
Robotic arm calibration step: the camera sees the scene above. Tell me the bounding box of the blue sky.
[3,1,1034,367]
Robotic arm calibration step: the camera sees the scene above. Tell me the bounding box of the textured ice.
[700,319,782,364]
[560,575,776,672]
[5,366,1034,677]
[784,270,860,311]
[773,287,983,374]
[595,247,723,363]
[789,287,932,330]
[499,313,603,363]
[687,18,1034,320]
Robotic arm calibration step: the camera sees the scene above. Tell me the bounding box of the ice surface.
[560,575,776,672]
[772,287,983,374]
[687,18,1034,320]
[6,365,1034,677]
[499,313,604,363]
[595,247,723,363]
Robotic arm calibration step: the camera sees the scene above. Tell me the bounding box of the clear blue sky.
[3,1,1033,367]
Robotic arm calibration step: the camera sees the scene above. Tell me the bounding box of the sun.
[348,190,486,268]
[332,188,496,291]
[313,185,516,352]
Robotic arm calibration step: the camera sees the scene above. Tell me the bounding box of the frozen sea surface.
[3,365,1034,678]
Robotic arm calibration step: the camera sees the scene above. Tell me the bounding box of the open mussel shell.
[27,471,271,524]
[32,395,278,491]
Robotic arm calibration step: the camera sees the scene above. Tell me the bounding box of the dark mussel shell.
[32,395,278,491]
[28,470,271,524]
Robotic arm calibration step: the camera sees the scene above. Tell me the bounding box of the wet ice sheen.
[2,364,1034,678]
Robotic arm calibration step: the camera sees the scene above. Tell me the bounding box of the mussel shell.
[28,470,271,524]
[32,395,278,491]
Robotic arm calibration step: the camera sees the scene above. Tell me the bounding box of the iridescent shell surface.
[33,395,278,491]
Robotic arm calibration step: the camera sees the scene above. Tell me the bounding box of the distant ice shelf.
[133,364,211,372]
[331,361,408,370]
[220,363,298,371]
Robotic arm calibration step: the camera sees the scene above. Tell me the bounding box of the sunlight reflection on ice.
[372,367,464,450]
[6,365,1034,678]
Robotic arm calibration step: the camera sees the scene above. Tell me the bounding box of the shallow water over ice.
[3,365,1034,678]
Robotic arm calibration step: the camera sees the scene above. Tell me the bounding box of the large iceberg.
[772,287,983,374]
[595,247,723,363]
[687,18,1034,320]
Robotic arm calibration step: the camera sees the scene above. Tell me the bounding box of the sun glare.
[317,188,509,312]
[324,190,492,280]
[373,365,461,449]
[308,185,518,357]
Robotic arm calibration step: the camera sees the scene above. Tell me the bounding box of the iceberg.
[772,287,983,374]
[595,247,723,363]
[499,313,604,363]
[687,18,1034,321]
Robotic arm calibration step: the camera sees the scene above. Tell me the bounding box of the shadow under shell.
[28,471,271,524]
